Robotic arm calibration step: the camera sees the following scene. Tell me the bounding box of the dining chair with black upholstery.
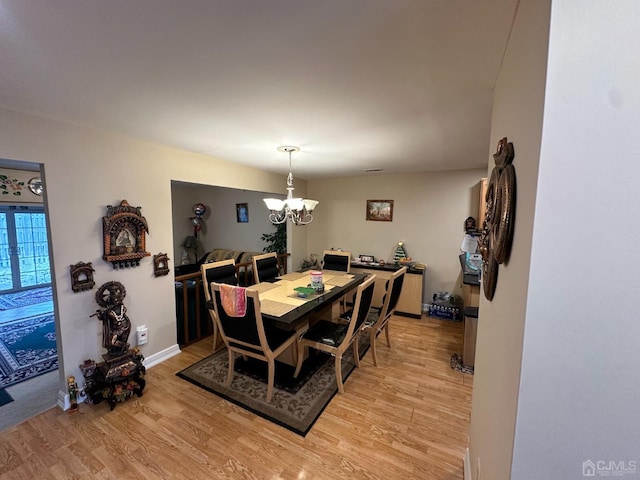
[210,283,307,402]
[293,274,376,394]
[252,252,280,284]
[362,266,406,366]
[322,250,352,312]
[200,259,238,352]
[322,250,351,273]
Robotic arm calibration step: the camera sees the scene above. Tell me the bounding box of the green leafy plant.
[261,223,286,254]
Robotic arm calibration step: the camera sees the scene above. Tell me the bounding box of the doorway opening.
[0,205,56,391]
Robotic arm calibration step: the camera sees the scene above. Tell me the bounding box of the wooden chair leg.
[370,330,379,367]
[266,359,275,402]
[212,325,219,353]
[384,324,391,347]
[352,336,361,368]
[227,350,236,386]
[335,355,345,393]
[293,341,305,378]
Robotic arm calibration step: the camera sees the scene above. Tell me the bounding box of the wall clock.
[28,177,43,196]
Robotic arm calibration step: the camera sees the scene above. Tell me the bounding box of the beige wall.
[468,0,549,477]
[306,170,486,304]
[0,106,302,398]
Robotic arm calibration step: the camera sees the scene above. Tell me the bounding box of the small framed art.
[236,203,249,223]
[366,200,393,222]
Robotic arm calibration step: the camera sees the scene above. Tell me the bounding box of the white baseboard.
[57,389,67,411]
[142,343,181,369]
[464,448,473,480]
[57,344,182,411]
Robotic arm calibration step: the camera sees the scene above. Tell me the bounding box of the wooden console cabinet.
[350,264,425,318]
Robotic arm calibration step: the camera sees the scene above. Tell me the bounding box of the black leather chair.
[294,275,376,394]
[322,250,351,272]
[200,259,238,352]
[362,267,406,366]
[252,252,280,284]
[210,283,307,402]
[322,250,352,312]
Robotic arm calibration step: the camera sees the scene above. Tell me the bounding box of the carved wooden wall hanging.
[70,261,95,292]
[478,137,517,301]
[102,200,150,269]
[153,253,170,277]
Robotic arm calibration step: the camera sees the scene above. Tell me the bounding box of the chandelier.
[263,146,319,225]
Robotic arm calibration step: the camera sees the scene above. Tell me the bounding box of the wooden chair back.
[210,282,306,402]
[322,250,351,273]
[252,252,280,284]
[211,284,266,353]
[200,259,237,303]
[378,266,407,324]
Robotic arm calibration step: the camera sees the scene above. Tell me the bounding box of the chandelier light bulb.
[263,146,319,225]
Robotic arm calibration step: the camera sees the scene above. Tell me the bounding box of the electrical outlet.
[136,325,148,345]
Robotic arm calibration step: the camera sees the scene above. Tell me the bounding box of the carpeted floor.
[177,335,369,436]
[0,313,58,389]
[0,286,53,311]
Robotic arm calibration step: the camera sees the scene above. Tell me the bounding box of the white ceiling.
[0,1,518,179]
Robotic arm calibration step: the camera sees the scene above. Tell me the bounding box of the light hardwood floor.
[0,315,473,480]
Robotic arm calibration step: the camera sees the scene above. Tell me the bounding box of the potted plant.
[260,223,286,254]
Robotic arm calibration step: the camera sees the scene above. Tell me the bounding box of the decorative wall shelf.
[102,200,150,269]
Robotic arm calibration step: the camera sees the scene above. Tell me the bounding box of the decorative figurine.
[93,281,131,358]
[84,281,146,409]
[68,376,79,413]
[464,216,477,232]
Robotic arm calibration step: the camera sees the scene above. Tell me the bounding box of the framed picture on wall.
[366,200,393,222]
[236,203,249,223]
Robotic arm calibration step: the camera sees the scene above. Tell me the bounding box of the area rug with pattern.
[0,286,53,311]
[0,313,58,388]
[177,335,369,436]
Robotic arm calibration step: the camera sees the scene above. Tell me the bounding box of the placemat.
[323,270,349,276]
[276,272,307,281]
[259,299,299,317]
[324,275,355,287]
[249,283,279,294]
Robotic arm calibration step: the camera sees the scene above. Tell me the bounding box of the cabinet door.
[351,267,424,317]
[350,267,390,308]
[396,273,423,316]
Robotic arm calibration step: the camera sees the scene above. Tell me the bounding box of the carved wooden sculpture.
[102,200,150,269]
[478,137,517,301]
[70,261,95,292]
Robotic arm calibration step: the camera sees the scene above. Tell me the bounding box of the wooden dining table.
[248,270,368,331]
